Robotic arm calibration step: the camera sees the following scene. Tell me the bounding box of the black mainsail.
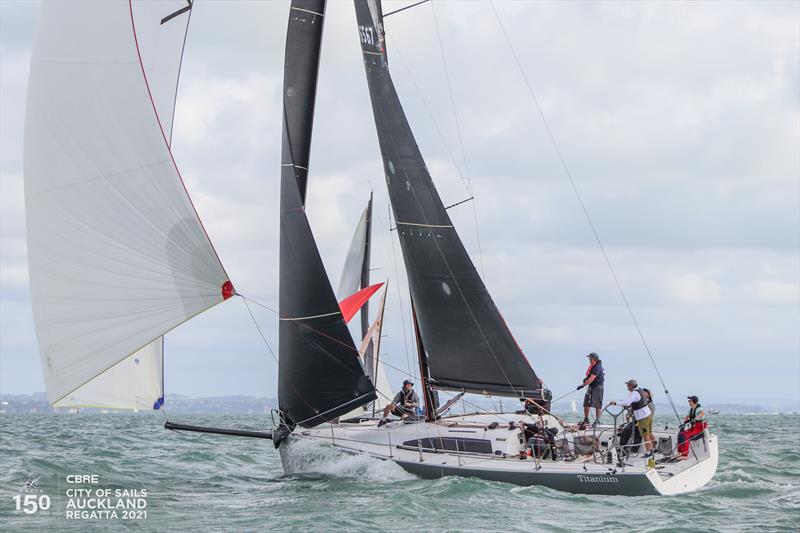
[353,0,545,398]
[278,0,376,429]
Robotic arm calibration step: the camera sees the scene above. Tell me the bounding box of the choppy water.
[1,413,798,532]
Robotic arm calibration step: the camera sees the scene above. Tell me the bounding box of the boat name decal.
[577,475,620,484]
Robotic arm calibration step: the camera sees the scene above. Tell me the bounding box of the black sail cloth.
[278,0,376,429]
[353,0,545,398]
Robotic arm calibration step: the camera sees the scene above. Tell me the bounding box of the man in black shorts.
[577,352,604,427]
[378,380,419,427]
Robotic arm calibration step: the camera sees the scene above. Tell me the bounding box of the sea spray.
[278,437,413,482]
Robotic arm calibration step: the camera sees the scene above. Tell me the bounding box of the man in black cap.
[677,395,707,458]
[577,352,604,427]
[378,379,419,427]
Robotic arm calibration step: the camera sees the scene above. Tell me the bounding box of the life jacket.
[398,388,415,405]
[688,404,707,428]
[630,388,647,411]
[583,360,604,386]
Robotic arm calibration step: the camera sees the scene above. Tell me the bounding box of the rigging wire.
[387,32,468,189]
[383,0,431,18]
[386,202,416,381]
[238,295,278,365]
[429,0,486,277]
[238,288,557,427]
[376,18,529,402]
[239,293,278,315]
[371,82,525,401]
[488,1,682,423]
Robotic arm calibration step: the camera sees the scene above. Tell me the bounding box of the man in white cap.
[608,379,657,465]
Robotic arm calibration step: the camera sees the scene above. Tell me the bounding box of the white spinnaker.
[130,0,193,144]
[24,1,231,406]
[49,1,193,411]
[54,339,163,410]
[336,203,370,300]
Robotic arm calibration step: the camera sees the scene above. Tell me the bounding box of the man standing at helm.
[577,352,604,427]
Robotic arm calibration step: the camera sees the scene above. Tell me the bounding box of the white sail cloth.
[24,1,230,406]
[53,339,163,410]
[336,203,370,300]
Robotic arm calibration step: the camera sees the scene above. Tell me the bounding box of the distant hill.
[0,393,276,415]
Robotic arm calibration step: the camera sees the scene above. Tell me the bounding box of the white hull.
[280,413,718,496]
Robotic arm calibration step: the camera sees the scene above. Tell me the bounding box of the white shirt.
[618,390,652,421]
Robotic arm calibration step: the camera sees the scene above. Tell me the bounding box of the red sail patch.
[221,281,235,300]
[338,283,384,323]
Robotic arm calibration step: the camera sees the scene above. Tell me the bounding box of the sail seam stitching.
[290,7,324,16]
[396,221,453,228]
[279,311,342,321]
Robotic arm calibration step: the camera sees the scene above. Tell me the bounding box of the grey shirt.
[393,389,419,408]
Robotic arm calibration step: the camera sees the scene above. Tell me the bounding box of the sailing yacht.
[23,0,718,495]
[275,0,718,496]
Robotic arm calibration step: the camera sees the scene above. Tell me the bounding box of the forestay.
[24,0,232,407]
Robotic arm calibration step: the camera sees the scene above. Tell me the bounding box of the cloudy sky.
[1,0,797,408]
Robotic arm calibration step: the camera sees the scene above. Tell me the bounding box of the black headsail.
[278,0,376,430]
[353,0,546,398]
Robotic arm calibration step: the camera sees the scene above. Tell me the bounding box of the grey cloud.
[1,1,797,404]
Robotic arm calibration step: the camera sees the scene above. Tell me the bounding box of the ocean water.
[1,413,798,532]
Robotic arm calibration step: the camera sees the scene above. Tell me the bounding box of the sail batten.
[24,1,230,407]
[353,0,544,397]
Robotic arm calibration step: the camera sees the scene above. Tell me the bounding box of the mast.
[412,299,437,422]
[278,0,376,429]
[352,0,546,398]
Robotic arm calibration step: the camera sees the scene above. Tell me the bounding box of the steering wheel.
[603,404,626,421]
[602,404,632,465]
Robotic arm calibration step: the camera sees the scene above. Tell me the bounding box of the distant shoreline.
[1,393,797,416]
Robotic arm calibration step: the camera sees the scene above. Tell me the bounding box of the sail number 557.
[358,25,375,45]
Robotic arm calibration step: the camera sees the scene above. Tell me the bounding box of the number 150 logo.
[13,494,51,515]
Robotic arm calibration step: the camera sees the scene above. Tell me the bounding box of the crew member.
[378,380,419,427]
[608,379,656,464]
[642,388,655,415]
[577,352,604,427]
[677,395,707,458]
